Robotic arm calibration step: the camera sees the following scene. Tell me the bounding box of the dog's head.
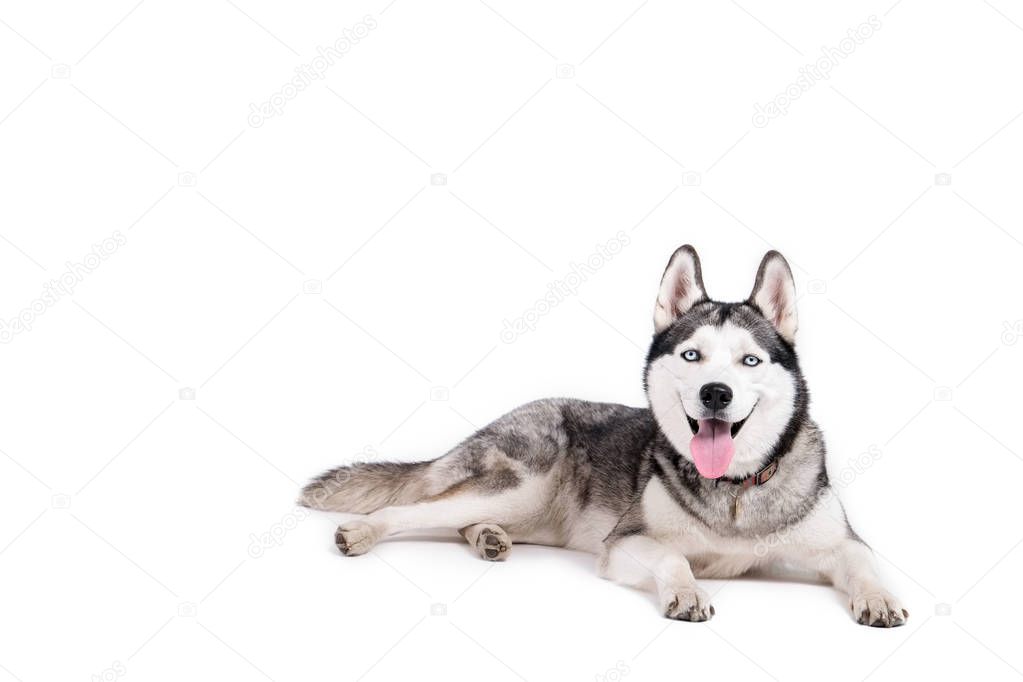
[644,246,807,479]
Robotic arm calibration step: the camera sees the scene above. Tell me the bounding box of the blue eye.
[742,354,761,367]
[682,349,701,361]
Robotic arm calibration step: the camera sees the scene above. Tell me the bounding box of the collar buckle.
[738,458,779,489]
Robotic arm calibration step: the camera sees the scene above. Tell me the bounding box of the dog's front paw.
[335,521,378,556]
[851,591,908,628]
[663,587,714,622]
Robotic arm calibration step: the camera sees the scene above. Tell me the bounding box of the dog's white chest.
[640,478,755,553]
[639,476,790,579]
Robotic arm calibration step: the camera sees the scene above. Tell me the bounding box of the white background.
[2,1,1022,680]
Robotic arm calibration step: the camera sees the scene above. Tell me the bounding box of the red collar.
[728,458,779,489]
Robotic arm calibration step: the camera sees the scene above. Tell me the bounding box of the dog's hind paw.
[663,587,714,622]
[851,591,908,628]
[335,521,378,556]
[475,525,511,561]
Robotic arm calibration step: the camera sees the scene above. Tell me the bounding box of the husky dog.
[301,246,907,626]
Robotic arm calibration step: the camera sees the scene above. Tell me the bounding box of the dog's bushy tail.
[298,461,433,513]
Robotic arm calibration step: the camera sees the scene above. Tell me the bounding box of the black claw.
[334,529,349,554]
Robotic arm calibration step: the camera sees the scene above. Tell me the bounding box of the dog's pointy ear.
[748,250,797,342]
[654,245,707,333]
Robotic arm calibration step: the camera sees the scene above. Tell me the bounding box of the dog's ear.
[654,245,707,333]
[748,250,797,342]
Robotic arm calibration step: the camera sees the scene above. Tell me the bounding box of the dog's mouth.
[685,414,750,438]
[683,404,755,479]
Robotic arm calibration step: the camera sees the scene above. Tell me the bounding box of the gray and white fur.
[300,246,907,626]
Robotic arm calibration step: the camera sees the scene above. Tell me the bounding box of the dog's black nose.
[699,383,732,411]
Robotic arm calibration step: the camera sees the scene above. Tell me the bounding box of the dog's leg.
[770,492,907,627]
[599,535,713,621]
[784,533,908,627]
[335,488,525,557]
[814,538,908,627]
[332,443,534,556]
[459,523,512,561]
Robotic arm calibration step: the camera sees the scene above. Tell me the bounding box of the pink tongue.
[690,419,735,479]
